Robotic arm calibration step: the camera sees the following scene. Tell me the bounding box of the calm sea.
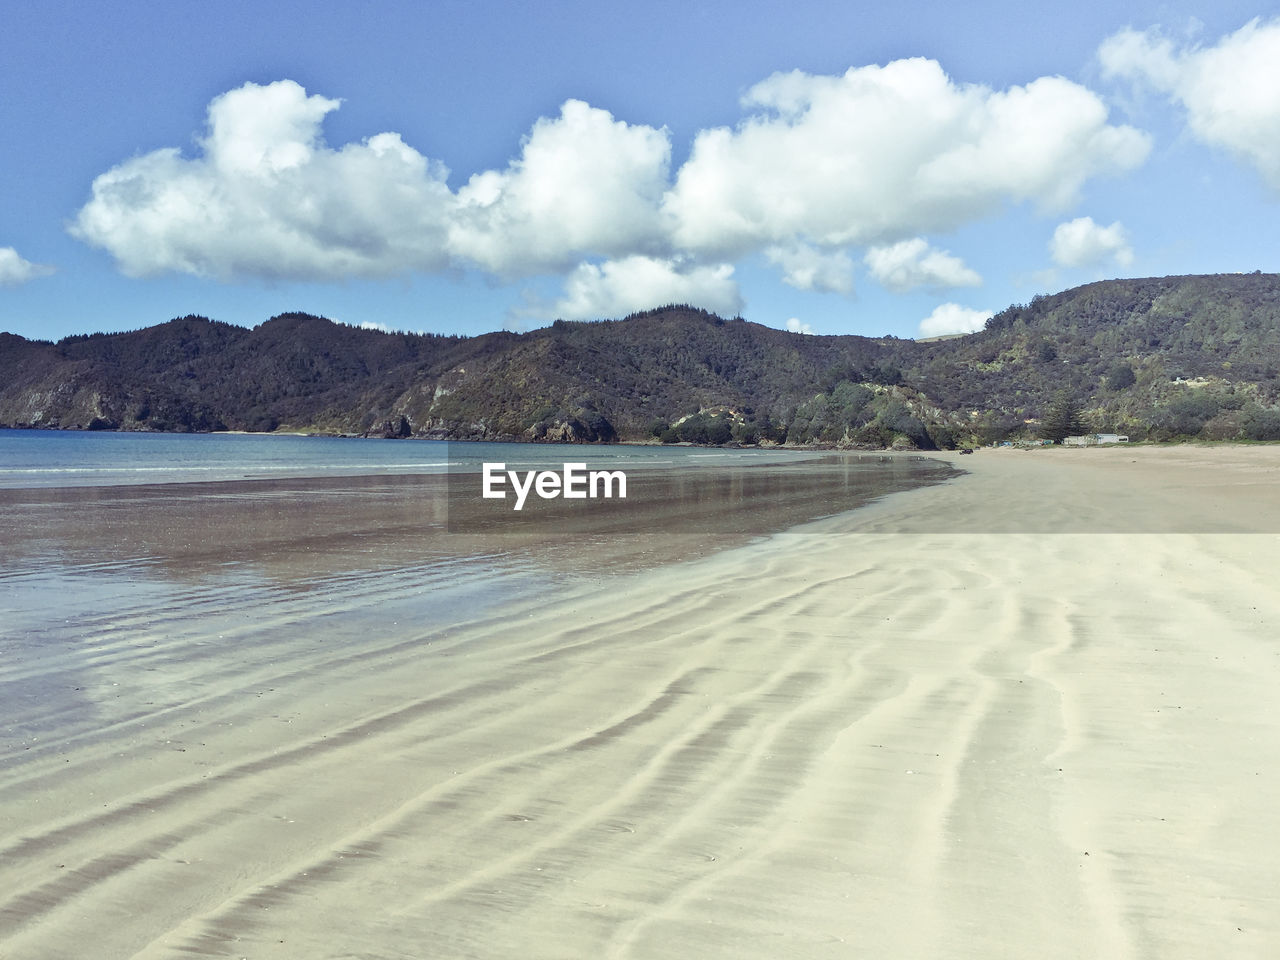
[0,429,818,489]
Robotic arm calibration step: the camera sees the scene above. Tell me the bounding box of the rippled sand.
[2,447,1279,959]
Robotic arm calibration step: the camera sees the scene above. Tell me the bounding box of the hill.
[3,274,1280,447]
[919,272,1280,442]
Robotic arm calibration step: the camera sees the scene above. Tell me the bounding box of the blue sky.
[2,0,1278,342]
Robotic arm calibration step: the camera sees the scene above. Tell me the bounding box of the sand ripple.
[3,448,1280,958]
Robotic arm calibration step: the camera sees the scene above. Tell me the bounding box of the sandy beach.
[2,445,1279,959]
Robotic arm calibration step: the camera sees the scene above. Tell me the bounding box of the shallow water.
[0,429,820,488]
[0,451,958,772]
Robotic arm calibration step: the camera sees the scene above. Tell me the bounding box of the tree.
[705,416,733,445]
[1039,390,1086,443]
[1243,408,1280,441]
[1105,362,1136,390]
[1150,390,1221,439]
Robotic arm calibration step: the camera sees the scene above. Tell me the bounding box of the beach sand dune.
[1,447,1278,958]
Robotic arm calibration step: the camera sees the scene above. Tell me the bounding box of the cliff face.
[5,274,1280,446]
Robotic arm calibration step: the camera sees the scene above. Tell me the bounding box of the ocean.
[0,429,820,488]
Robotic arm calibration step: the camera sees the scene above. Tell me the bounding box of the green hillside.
[3,274,1280,447]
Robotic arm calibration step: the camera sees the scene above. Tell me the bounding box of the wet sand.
[0,455,955,578]
[2,447,1279,958]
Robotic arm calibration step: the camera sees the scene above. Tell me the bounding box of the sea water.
[0,429,819,489]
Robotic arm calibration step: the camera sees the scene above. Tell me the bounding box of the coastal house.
[1062,433,1130,446]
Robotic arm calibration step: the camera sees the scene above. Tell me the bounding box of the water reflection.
[1,457,960,585]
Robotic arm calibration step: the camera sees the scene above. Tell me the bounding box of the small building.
[1062,433,1130,446]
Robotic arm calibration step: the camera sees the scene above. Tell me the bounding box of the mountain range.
[3,272,1279,448]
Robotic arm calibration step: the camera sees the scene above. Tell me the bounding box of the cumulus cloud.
[1050,216,1134,267]
[764,243,854,294]
[664,59,1150,256]
[0,247,54,286]
[69,68,1153,321]
[1100,19,1280,189]
[785,317,815,334]
[70,82,671,284]
[71,81,455,280]
[864,237,981,291]
[449,100,671,275]
[553,256,742,320]
[918,303,992,337]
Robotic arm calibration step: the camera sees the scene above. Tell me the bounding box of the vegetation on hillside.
[3,274,1280,448]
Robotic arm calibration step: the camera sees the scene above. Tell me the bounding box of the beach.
[2,445,1279,959]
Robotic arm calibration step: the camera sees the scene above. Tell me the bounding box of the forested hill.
[3,272,1280,448]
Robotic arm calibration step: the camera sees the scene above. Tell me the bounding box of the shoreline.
[2,447,1279,957]
[16,420,1280,453]
[0,455,959,580]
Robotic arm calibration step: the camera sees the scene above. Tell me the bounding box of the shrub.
[1242,408,1280,441]
[1105,362,1136,390]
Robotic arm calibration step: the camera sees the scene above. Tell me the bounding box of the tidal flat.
[1,446,1278,958]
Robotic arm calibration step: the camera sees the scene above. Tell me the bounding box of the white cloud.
[664,59,1150,256]
[864,237,981,292]
[764,243,854,293]
[785,317,815,334]
[1050,216,1134,268]
[448,100,671,275]
[68,68,1150,316]
[0,247,54,286]
[918,303,992,337]
[1100,19,1280,189]
[553,256,742,320]
[70,83,673,285]
[71,81,455,280]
